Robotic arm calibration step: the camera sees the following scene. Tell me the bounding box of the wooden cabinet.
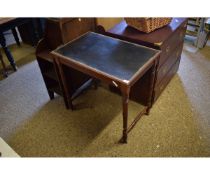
[44,18,96,49]
[156,43,183,85]
[36,18,96,108]
[18,18,44,46]
[103,18,187,104]
[154,59,180,102]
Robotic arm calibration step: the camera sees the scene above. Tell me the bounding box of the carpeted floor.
[0,37,210,157]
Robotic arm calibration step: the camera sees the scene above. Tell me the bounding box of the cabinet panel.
[104,18,187,104]
[154,59,180,102]
[62,18,96,43]
[158,22,187,67]
[156,43,183,85]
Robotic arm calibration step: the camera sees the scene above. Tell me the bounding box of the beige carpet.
[0,39,210,157]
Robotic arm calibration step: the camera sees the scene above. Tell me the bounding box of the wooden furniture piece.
[52,32,160,143]
[36,18,97,108]
[0,50,8,77]
[0,18,37,71]
[101,18,187,103]
[18,18,44,46]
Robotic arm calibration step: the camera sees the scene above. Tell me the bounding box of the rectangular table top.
[53,32,160,83]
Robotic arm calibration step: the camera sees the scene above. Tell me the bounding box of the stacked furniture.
[36,18,96,108]
[102,18,187,103]
[36,18,188,143]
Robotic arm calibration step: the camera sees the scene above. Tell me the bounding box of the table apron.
[0,18,31,32]
[54,54,157,90]
[56,56,131,89]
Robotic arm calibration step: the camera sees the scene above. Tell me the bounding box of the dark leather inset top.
[55,32,159,81]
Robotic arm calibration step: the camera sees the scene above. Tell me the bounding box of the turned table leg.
[0,32,17,71]
[146,59,158,115]
[55,58,73,110]
[12,28,21,46]
[120,87,130,144]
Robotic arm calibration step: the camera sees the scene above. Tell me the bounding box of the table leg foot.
[119,133,128,144]
[11,64,18,71]
[3,72,8,78]
[63,97,70,109]
[146,107,151,115]
[69,101,74,111]
[92,78,100,90]
[48,90,55,100]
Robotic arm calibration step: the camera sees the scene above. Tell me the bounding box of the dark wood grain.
[103,18,187,103]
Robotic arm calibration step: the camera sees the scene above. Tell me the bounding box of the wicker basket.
[125,18,172,33]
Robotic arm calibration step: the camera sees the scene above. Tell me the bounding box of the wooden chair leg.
[0,32,17,71]
[0,52,8,78]
[12,28,21,46]
[48,90,54,100]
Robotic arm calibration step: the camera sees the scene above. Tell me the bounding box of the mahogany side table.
[52,32,160,143]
